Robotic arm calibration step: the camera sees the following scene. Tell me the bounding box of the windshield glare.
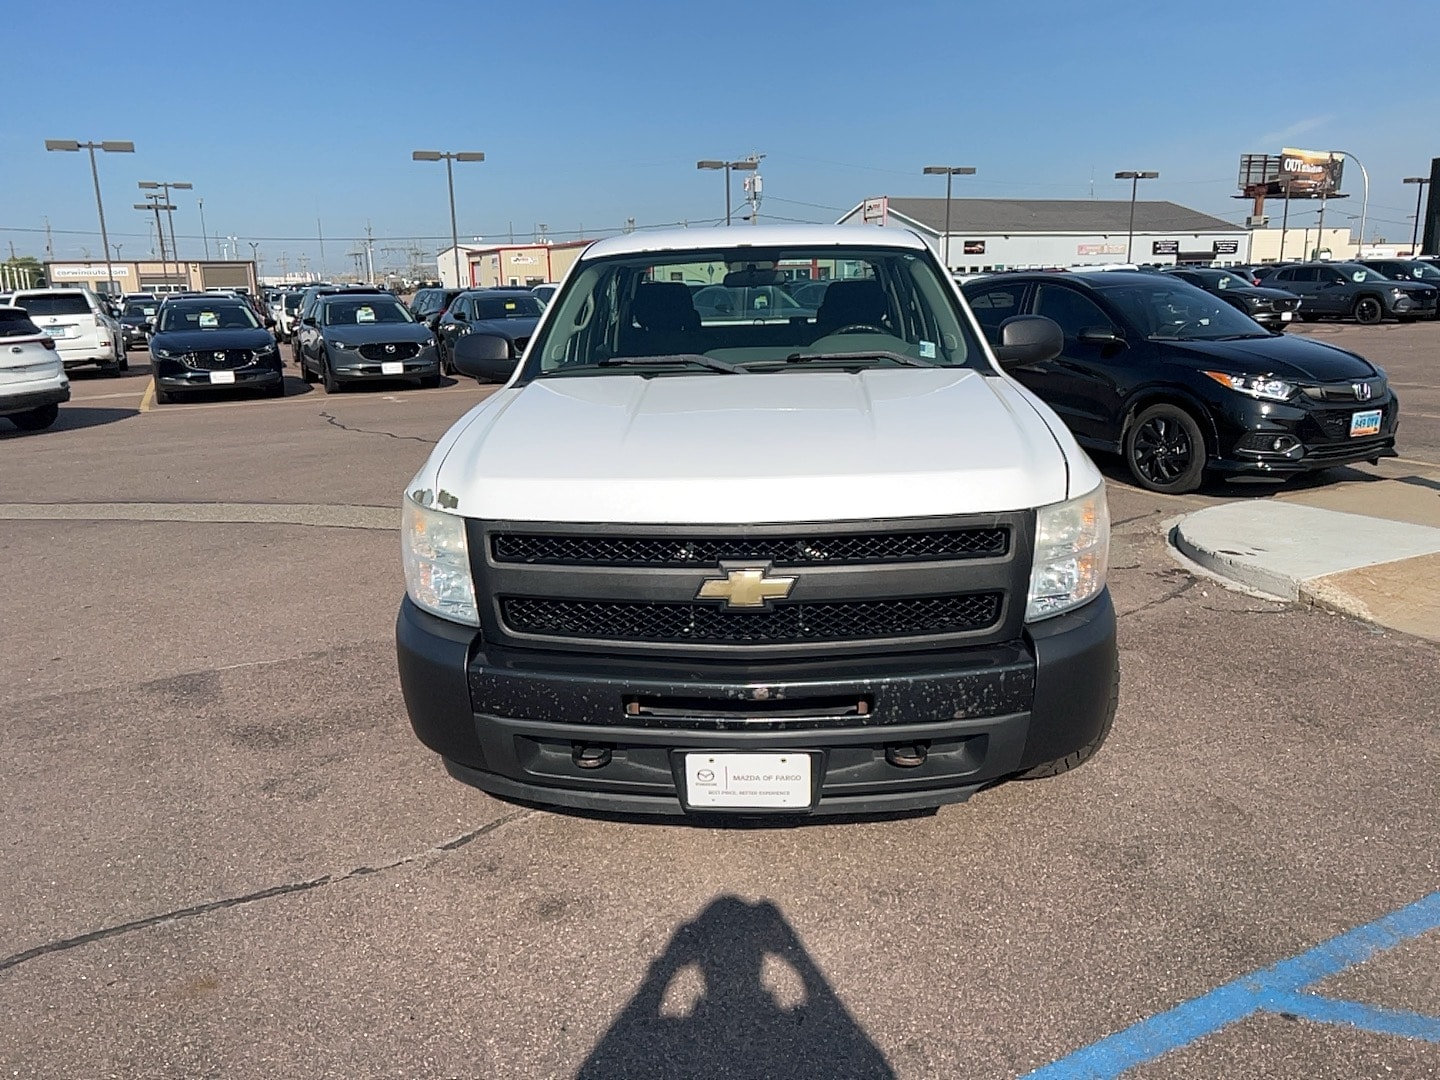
[158,304,260,332]
[322,299,414,325]
[1102,284,1267,340]
[527,246,977,377]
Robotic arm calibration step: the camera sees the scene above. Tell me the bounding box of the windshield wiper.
[598,354,745,374]
[777,350,937,368]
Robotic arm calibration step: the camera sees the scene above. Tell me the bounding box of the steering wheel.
[830,323,889,336]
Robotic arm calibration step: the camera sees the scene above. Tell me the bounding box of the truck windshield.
[523,244,983,379]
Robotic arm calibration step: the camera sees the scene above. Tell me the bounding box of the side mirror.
[993,315,1063,366]
[451,332,517,383]
[1077,326,1123,346]
[451,310,468,322]
[142,321,154,333]
[264,317,276,329]
[302,316,317,327]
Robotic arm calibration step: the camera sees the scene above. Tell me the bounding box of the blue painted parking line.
[1024,890,1440,1079]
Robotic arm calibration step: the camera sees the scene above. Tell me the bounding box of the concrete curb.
[1173,502,1440,639]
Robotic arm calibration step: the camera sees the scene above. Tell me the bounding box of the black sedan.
[119,298,159,351]
[1161,267,1302,330]
[148,298,283,404]
[294,294,440,393]
[962,271,1398,494]
[435,289,542,374]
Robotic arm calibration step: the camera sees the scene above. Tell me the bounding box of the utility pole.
[45,216,53,260]
[317,218,326,278]
[364,221,375,283]
[197,198,210,258]
[742,152,766,225]
[278,251,289,280]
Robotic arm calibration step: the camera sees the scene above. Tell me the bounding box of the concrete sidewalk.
[1174,476,1440,643]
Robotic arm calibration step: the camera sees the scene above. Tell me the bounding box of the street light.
[1330,151,1368,256]
[1114,171,1159,262]
[134,195,176,288]
[697,159,758,226]
[139,181,192,273]
[412,150,485,287]
[922,165,977,270]
[45,138,134,298]
[1404,177,1430,256]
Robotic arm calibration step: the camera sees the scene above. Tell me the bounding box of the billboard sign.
[1238,150,1343,198]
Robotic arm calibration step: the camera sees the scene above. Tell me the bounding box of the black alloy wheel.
[1125,403,1206,494]
[1353,296,1384,325]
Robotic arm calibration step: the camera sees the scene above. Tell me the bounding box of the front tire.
[1353,296,1384,325]
[154,387,175,405]
[1124,403,1207,494]
[10,403,60,430]
[322,354,342,394]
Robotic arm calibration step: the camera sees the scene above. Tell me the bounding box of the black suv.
[1160,267,1302,330]
[962,271,1398,493]
[434,288,543,374]
[409,287,464,330]
[148,297,283,404]
[1357,258,1440,304]
[1262,262,1437,324]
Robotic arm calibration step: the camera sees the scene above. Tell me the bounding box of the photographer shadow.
[577,896,894,1080]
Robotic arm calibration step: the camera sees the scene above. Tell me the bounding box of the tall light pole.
[1114,171,1160,262]
[135,195,175,288]
[139,181,191,283]
[697,159,758,226]
[922,165,977,270]
[412,150,485,287]
[1404,177,1430,256]
[44,138,135,298]
[197,197,211,258]
[1330,151,1368,256]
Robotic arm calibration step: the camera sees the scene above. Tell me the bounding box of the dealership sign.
[1076,243,1126,256]
[963,240,985,255]
[1152,240,1180,255]
[861,197,889,225]
[1213,240,1240,255]
[51,264,131,278]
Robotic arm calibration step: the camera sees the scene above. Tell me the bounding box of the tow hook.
[885,742,929,768]
[572,744,613,770]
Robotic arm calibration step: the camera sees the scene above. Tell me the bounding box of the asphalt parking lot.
[2,328,1437,1079]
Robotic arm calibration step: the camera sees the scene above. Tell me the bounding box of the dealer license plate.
[1280,311,1293,321]
[683,752,813,810]
[209,370,236,385]
[1350,409,1382,438]
[44,326,65,337]
[381,361,404,375]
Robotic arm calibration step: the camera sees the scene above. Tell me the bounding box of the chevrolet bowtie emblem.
[696,567,797,609]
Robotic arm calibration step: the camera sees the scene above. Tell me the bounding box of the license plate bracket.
[209,370,236,385]
[680,751,818,811]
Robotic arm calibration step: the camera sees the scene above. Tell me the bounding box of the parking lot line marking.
[1024,890,1440,1078]
[1257,992,1440,1043]
[138,379,156,413]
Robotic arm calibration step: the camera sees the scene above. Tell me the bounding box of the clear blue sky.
[3,0,1435,274]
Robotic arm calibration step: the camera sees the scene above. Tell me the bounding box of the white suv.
[9,288,125,374]
[0,305,70,431]
[397,225,1118,817]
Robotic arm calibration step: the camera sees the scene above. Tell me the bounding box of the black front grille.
[1306,437,1393,463]
[501,593,1003,644]
[184,349,252,370]
[359,342,421,361]
[492,528,1009,567]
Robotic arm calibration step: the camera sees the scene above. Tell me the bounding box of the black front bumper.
[1208,391,1400,479]
[154,364,283,392]
[396,591,1119,816]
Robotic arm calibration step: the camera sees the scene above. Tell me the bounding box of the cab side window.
[965,284,1025,344]
[1033,285,1118,342]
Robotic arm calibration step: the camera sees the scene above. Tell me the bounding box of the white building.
[837,198,1252,271]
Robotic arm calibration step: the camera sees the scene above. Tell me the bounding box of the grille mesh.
[359,342,421,361]
[501,593,1002,644]
[492,528,1008,567]
[183,350,252,370]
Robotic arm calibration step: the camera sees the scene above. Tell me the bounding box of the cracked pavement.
[0,345,1437,1078]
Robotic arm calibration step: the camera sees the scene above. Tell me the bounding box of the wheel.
[322,354,342,394]
[102,359,123,377]
[1353,296,1384,325]
[1124,403,1207,494]
[154,387,175,405]
[10,403,59,431]
[1016,654,1119,779]
[438,339,452,376]
[299,351,316,384]
[263,381,286,398]
[419,373,441,389]
[1299,313,1320,323]
[118,354,130,372]
[1397,315,1417,324]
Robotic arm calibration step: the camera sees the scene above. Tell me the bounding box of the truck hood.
[427,369,1073,524]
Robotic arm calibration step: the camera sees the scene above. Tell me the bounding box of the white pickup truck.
[397,226,1117,817]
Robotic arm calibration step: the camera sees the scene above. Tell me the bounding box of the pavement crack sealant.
[0,810,532,976]
[317,411,438,444]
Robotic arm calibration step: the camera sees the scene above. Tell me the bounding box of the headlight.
[256,342,278,354]
[401,495,478,626]
[331,339,355,349]
[1202,371,1296,402]
[150,346,180,360]
[1027,484,1109,622]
